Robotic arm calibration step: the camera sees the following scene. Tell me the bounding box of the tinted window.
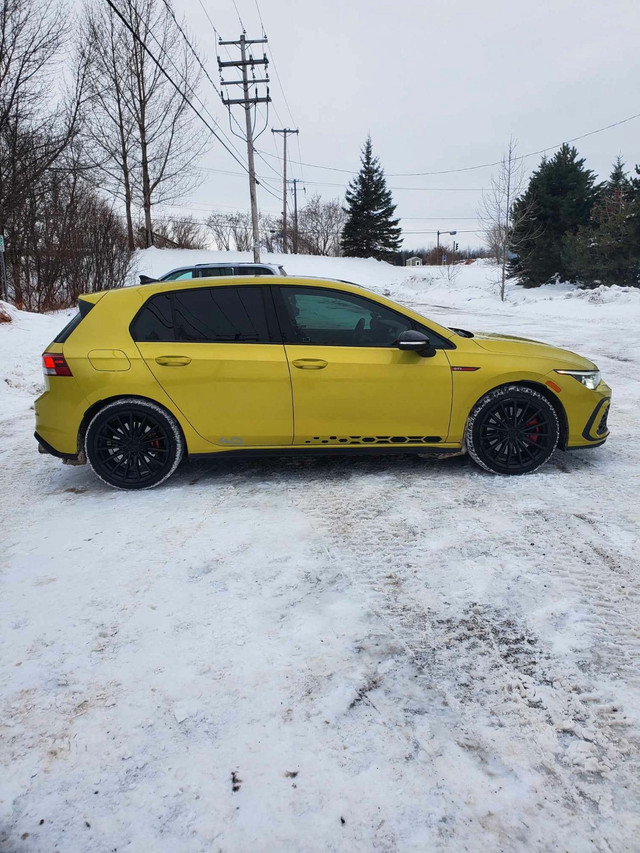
[132,286,275,344]
[173,287,271,342]
[278,287,415,347]
[161,269,194,281]
[197,267,234,277]
[131,293,175,342]
[237,266,273,276]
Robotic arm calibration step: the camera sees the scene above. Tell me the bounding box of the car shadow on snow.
[47,446,604,494]
[168,447,600,490]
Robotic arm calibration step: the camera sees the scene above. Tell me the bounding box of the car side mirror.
[397,330,436,357]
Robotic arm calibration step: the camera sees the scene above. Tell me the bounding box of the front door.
[132,285,292,446]
[272,286,453,446]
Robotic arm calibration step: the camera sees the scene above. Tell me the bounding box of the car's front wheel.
[85,398,184,490]
[465,385,559,475]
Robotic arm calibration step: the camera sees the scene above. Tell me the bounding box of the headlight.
[555,369,601,390]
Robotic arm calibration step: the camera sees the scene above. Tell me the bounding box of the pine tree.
[509,144,598,286]
[563,158,640,287]
[341,137,402,260]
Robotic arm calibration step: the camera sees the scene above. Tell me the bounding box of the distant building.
[405,256,423,267]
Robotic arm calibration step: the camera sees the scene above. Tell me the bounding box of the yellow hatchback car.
[34,276,611,489]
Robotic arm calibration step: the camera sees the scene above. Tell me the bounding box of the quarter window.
[131,286,274,343]
[278,287,416,347]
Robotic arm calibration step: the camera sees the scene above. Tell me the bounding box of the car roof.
[85,276,457,342]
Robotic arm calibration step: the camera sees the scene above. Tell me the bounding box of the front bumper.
[567,387,611,449]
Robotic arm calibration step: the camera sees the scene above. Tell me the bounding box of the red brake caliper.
[526,417,540,443]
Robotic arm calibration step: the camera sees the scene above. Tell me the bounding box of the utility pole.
[291,178,304,254]
[219,35,271,263]
[271,128,298,252]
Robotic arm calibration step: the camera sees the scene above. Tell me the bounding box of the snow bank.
[0,305,72,420]
[131,248,640,316]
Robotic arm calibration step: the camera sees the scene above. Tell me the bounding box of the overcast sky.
[162,0,640,249]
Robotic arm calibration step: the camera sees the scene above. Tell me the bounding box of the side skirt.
[188,444,464,461]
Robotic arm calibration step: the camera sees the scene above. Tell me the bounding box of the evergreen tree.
[341,137,402,260]
[509,144,598,286]
[563,158,640,287]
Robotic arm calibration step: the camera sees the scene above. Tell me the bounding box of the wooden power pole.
[271,128,298,252]
[219,35,271,263]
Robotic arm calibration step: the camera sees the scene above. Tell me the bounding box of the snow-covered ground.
[1,255,640,852]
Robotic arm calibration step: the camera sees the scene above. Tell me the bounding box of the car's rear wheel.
[85,398,184,490]
[465,385,559,475]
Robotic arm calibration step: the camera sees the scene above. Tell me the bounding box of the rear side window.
[131,293,174,341]
[237,266,274,276]
[196,267,234,277]
[54,299,94,343]
[131,286,275,343]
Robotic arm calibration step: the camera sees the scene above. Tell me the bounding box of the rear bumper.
[34,431,78,460]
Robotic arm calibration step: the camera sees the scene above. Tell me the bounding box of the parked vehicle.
[35,276,611,489]
[139,262,286,284]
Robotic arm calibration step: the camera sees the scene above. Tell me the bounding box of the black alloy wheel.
[465,385,560,475]
[85,399,184,489]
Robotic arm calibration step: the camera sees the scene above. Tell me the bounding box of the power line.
[154,0,283,201]
[104,0,251,176]
[195,163,490,192]
[252,111,640,177]
[192,0,285,191]
[231,0,245,31]
[135,0,254,180]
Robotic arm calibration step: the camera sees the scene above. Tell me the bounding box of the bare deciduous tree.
[0,0,94,304]
[0,0,81,235]
[295,195,346,256]
[478,137,525,301]
[82,0,206,249]
[152,215,207,249]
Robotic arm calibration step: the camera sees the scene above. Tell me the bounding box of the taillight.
[42,353,73,376]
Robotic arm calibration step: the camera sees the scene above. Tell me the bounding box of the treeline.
[0,0,204,310]
[509,145,640,288]
[206,195,347,256]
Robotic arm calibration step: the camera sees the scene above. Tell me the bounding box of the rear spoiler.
[139,274,159,284]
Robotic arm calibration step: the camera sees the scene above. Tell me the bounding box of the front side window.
[131,286,274,343]
[277,287,416,347]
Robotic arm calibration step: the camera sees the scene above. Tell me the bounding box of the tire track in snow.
[294,460,640,848]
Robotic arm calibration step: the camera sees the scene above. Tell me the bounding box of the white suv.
[140,262,286,284]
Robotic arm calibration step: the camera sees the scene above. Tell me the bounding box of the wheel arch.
[466,380,569,451]
[77,395,187,455]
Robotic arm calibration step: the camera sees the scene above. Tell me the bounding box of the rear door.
[132,285,292,447]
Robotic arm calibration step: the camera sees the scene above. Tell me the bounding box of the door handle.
[292,358,328,370]
[155,355,192,367]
